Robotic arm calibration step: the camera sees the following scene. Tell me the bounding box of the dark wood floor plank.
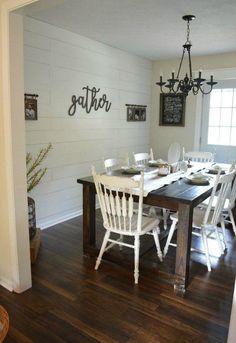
[0,211,235,342]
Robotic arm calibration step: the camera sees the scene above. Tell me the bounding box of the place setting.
[185,172,213,185]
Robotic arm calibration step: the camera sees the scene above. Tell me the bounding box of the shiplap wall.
[24,17,152,228]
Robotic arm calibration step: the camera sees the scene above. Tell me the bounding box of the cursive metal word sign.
[68,86,112,116]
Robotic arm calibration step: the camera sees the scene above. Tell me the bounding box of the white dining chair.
[200,161,236,238]
[133,152,150,166]
[163,169,236,271]
[104,158,118,173]
[184,151,215,163]
[92,167,163,284]
[133,148,155,165]
[220,177,236,237]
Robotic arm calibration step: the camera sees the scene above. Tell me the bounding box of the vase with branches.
[26,143,52,239]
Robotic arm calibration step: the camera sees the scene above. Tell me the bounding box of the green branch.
[26,143,52,193]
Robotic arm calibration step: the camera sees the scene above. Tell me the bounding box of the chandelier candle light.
[156,15,217,96]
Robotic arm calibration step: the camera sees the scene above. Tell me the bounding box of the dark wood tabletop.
[77,170,214,296]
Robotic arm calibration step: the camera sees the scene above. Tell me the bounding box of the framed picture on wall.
[24,94,38,120]
[159,93,186,126]
[126,104,147,122]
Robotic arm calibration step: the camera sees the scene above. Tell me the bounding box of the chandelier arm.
[192,86,199,95]
[177,48,186,79]
[170,84,178,94]
[198,85,213,95]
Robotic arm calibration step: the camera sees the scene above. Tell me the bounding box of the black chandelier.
[156,15,217,96]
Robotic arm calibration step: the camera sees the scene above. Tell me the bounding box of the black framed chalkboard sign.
[159,93,186,126]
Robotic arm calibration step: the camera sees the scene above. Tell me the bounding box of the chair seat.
[170,208,215,230]
[201,196,229,210]
[104,214,160,236]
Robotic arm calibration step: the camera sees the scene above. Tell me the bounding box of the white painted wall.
[151,52,236,160]
[24,17,152,228]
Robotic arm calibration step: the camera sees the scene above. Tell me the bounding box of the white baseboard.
[37,203,100,230]
[38,209,83,229]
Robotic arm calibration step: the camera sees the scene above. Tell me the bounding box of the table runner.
[132,163,213,196]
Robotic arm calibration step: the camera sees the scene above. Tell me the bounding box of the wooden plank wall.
[24,17,152,228]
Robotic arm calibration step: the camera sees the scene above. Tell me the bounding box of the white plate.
[168,142,181,164]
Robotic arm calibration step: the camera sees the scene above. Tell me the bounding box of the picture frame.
[25,96,38,120]
[126,104,146,122]
[159,93,186,126]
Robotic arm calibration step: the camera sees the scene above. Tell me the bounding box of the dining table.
[77,163,228,296]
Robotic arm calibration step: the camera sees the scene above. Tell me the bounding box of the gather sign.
[68,86,112,116]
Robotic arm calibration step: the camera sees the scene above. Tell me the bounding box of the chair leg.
[148,207,156,217]
[95,231,110,270]
[152,228,163,262]
[220,217,227,250]
[212,221,224,255]
[134,235,140,284]
[119,234,124,250]
[162,209,169,230]
[201,228,211,272]
[228,209,236,236]
[163,218,178,257]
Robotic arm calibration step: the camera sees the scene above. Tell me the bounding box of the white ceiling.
[18,0,236,60]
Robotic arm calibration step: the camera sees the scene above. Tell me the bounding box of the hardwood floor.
[1,212,236,342]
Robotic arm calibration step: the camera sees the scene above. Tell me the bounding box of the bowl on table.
[186,173,211,185]
[121,165,142,174]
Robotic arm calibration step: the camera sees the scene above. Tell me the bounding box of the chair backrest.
[133,152,150,166]
[104,158,118,173]
[229,160,236,172]
[227,169,236,209]
[184,151,214,163]
[92,167,144,234]
[204,169,236,226]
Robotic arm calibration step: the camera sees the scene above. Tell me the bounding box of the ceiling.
[18,0,236,60]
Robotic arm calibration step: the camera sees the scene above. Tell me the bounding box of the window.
[207,88,236,145]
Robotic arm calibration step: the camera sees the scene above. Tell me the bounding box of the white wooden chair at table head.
[91,166,162,284]
[183,151,215,163]
[103,158,118,173]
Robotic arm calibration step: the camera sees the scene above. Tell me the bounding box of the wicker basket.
[0,305,9,342]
